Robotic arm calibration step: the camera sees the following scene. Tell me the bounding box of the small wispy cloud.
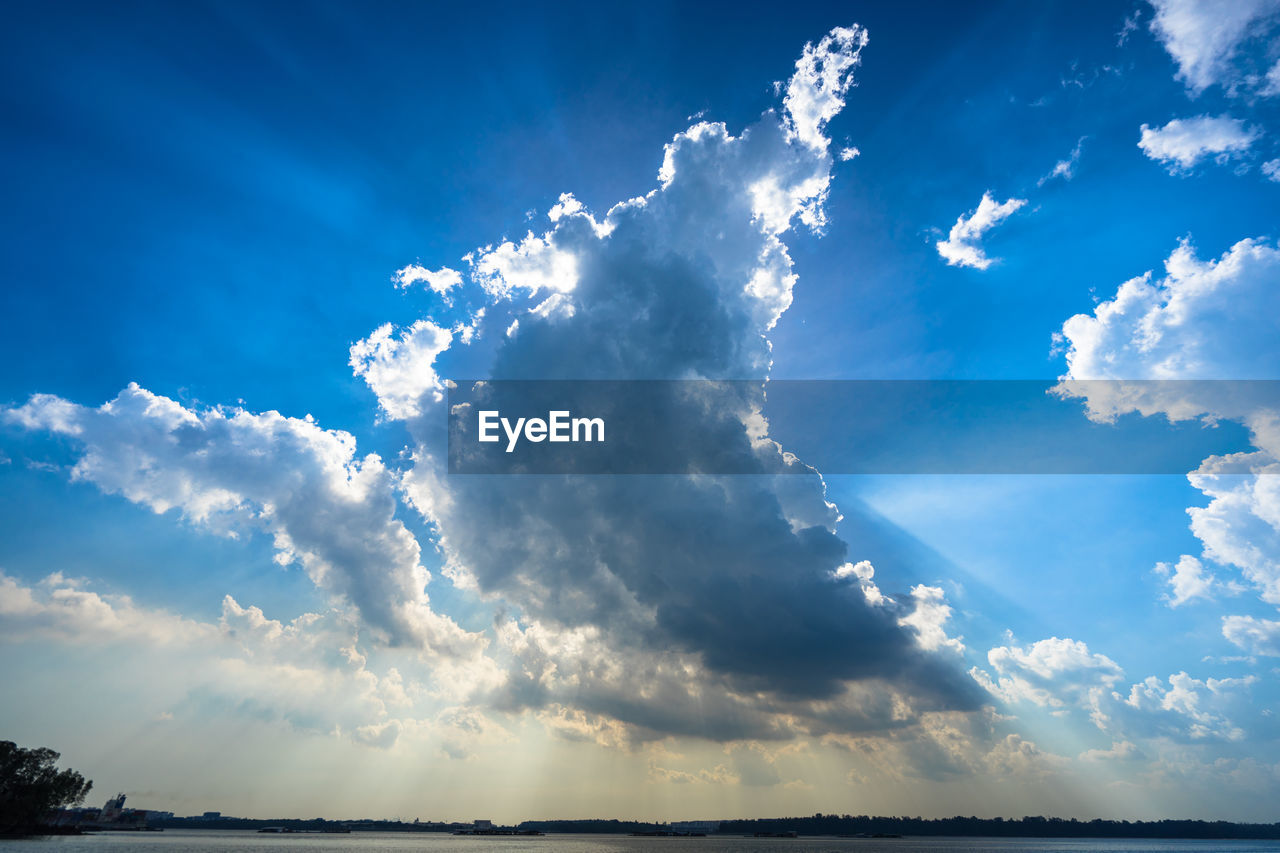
[1116,10,1141,47]
[1038,136,1087,186]
[936,192,1027,270]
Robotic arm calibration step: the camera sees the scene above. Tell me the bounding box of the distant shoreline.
[148,815,1280,840]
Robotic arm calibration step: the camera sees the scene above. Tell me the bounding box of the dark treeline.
[157,816,673,834]
[156,817,465,832]
[516,819,670,834]
[718,814,1280,838]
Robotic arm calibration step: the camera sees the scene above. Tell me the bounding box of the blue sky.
[3,0,1280,823]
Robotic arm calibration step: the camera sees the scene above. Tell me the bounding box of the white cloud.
[1186,452,1280,605]
[936,192,1026,270]
[1123,671,1254,741]
[392,264,463,298]
[546,192,593,224]
[1262,158,1280,181]
[0,570,214,646]
[974,635,1258,743]
[972,637,1123,711]
[1222,614,1280,655]
[1058,237,1280,385]
[1051,227,1280,750]
[898,584,964,653]
[782,25,869,150]
[3,384,483,656]
[349,319,453,420]
[1038,137,1086,185]
[1137,115,1260,173]
[469,231,580,300]
[832,560,887,607]
[1155,554,1220,606]
[1055,238,1280,612]
[1147,0,1280,94]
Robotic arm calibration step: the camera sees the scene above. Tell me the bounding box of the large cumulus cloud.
[355,24,986,748]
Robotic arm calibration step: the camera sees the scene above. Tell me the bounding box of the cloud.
[1038,137,1087,186]
[350,25,986,756]
[935,192,1026,270]
[826,709,1065,782]
[1052,231,1280,774]
[4,384,483,656]
[431,705,516,759]
[1117,11,1141,47]
[973,635,1258,743]
[1222,614,1280,655]
[1263,60,1280,96]
[0,571,463,749]
[1122,671,1255,741]
[1055,238,1280,612]
[1137,115,1261,173]
[1079,740,1143,762]
[1263,158,1280,181]
[1146,0,1280,94]
[1155,555,1224,607]
[469,230,582,302]
[393,264,463,298]
[782,26,869,151]
[898,584,964,653]
[972,637,1123,714]
[1185,452,1280,606]
[351,719,403,749]
[0,570,215,645]
[1058,237,1280,386]
[833,560,887,607]
[349,319,453,420]
[648,760,740,785]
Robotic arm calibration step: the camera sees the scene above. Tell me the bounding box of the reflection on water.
[5,831,1280,853]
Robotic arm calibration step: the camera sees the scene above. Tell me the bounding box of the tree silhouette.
[0,741,93,836]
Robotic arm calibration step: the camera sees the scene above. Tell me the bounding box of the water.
[5,831,1280,853]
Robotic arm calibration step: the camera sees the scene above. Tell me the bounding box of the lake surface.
[6,831,1280,853]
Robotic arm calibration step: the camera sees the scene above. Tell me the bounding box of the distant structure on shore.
[452,819,543,836]
[53,793,171,832]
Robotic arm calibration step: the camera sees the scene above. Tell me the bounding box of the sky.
[3,0,1280,825]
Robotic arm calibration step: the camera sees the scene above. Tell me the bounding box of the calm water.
[5,831,1280,853]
